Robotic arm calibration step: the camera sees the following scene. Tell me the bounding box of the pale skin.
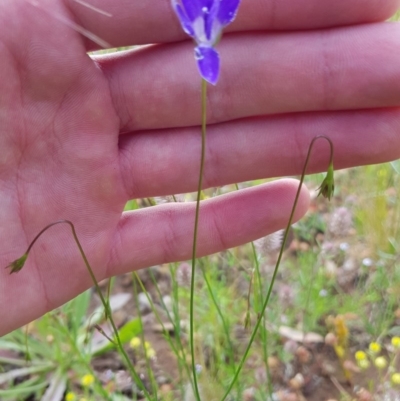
[1,0,400,335]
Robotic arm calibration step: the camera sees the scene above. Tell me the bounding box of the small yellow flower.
[130,337,141,349]
[355,351,367,361]
[80,398,88,401]
[81,374,95,387]
[145,347,156,358]
[144,341,151,350]
[369,342,381,353]
[374,356,387,369]
[392,337,400,349]
[391,373,400,385]
[357,359,370,370]
[65,392,76,401]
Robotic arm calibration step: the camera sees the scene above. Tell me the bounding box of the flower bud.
[374,356,387,369]
[317,162,335,201]
[6,253,28,274]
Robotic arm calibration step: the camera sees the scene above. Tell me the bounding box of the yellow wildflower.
[357,359,370,370]
[145,347,156,358]
[81,374,95,387]
[130,337,141,349]
[392,337,400,349]
[369,342,381,353]
[65,392,76,401]
[144,341,151,350]
[391,373,400,385]
[355,351,367,361]
[374,356,387,369]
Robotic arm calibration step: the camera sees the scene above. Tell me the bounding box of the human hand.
[1,0,399,335]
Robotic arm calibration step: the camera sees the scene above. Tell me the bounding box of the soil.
[88,267,380,401]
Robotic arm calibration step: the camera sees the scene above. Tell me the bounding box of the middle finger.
[97,22,400,131]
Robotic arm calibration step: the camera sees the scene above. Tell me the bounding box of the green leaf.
[124,199,139,211]
[0,364,52,386]
[90,318,142,356]
[0,340,28,353]
[0,378,48,399]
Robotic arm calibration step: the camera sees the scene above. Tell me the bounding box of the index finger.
[65,0,400,48]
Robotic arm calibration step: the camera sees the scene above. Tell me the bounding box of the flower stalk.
[189,78,208,401]
[5,220,152,400]
[220,135,335,401]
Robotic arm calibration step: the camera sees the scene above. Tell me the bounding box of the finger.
[107,179,310,275]
[99,23,400,131]
[118,108,400,199]
[65,0,400,48]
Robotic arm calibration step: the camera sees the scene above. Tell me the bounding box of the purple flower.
[172,0,241,85]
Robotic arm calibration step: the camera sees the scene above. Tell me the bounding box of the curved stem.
[16,219,152,400]
[200,264,238,385]
[250,241,274,400]
[220,135,334,401]
[190,78,208,401]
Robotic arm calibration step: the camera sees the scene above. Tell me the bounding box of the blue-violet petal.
[217,0,241,26]
[204,0,220,41]
[173,1,195,36]
[195,46,220,85]
[181,0,209,22]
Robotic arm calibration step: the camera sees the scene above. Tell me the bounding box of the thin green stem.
[200,264,238,392]
[17,220,152,400]
[147,269,193,388]
[134,272,193,385]
[250,241,274,400]
[190,78,208,401]
[220,135,334,401]
[24,324,31,363]
[235,183,273,400]
[132,276,158,399]
[66,221,152,400]
[52,315,111,400]
[169,264,187,398]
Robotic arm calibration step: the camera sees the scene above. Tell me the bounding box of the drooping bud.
[317,161,335,201]
[5,253,28,274]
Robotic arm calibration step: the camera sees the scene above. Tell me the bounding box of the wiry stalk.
[190,78,208,401]
[6,220,152,400]
[220,135,335,401]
